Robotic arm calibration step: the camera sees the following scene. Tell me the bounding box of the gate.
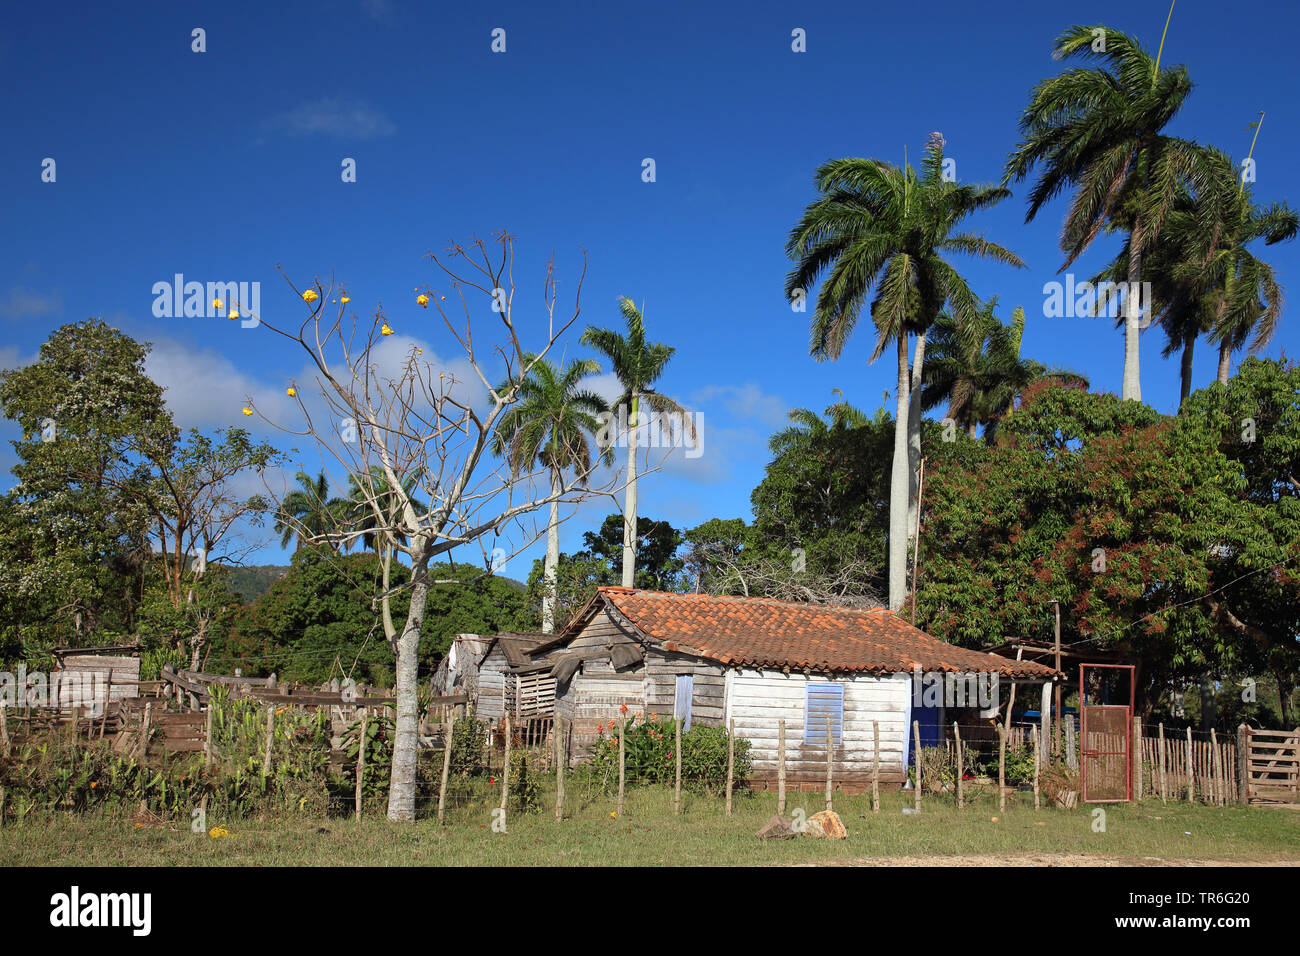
[1245,727,1300,803]
[1080,664,1134,803]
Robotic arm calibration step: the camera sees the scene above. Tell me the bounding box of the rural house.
[533,588,1061,791]
[473,632,556,724]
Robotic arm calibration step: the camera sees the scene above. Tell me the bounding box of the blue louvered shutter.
[805,682,843,745]
[675,674,693,731]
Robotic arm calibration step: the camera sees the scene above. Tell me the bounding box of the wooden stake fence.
[725,718,735,816]
[912,720,921,811]
[824,717,833,811]
[354,708,367,821]
[871,720,880,813]
[554,716,565,822]
[673,717,682,816]
[617,717,626,817]
[777,719,787,815]
[437,712,453,823]
[954,722,963,809]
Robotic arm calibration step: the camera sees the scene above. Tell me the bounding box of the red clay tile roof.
[590,588,1059,679]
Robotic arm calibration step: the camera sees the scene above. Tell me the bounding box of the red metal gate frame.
[1079,663,1135,804]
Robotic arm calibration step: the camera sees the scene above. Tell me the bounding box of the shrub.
[585,714,751,792]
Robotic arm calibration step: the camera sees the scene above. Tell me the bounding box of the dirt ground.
[808,853,1300,867]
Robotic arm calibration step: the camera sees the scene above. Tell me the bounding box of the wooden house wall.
[729,669,911,792]
[476,645,508,722]
[553,608,647,761]
[643,648,725,726]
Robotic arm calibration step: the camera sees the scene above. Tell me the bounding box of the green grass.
[2,782,1297,866]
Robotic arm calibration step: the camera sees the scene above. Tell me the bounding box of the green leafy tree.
[785,133,1022,610]
[275,471,350,551]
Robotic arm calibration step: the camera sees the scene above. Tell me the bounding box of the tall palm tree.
[581,299,692,589]
[924,300,1088,438]
[275,470,348,552]
[785,134,1022,610]
[492,354,611,632]
[1004,24,1216,403]
[342,466,427,553]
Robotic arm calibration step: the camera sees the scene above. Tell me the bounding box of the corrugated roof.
[583,588,1059,679]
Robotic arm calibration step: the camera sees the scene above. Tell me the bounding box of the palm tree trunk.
[387,554,429,823]
[1179,329,1196,408]
[1122,245,1144,401]
[888,333,911,611]
[1217,341,1232,384]
[542,466,560,633]
[906,330,928,559]
[621,393,639,588]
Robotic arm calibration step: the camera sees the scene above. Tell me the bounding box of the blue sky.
[3,0,1298,577]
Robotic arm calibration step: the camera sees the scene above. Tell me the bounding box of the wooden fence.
[1244,727,1300,804]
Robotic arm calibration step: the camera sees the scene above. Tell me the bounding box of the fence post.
[355,708,367,822]
[1132,717,1142,800]
[500,715,512,815]
[1236,724,1249,804]
[777,719,787,815]
[674,717,682,816]
[1185,727,1194,802]
[617,717,626,818]
[1210,728,1222,806]
[871,720,880,813]
[99,673,112,739]
[953,723,964,809]
[824,716,833,812]
[913,720,922,811]
[68,706,79,747]
[1065,717,1076,771]
[262,705,274,776]
[0,705,9,759]
[725,718,735,817]
[136,702,152,760]
[437,712,453,823]
[554,716,565,823]
[1158,722,1167,803]
[203,704,215,773]
[1032,725,1040,810]
[998,723,1007,812]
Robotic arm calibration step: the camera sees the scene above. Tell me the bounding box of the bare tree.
[249,233,643,822]
[686,537,881,610]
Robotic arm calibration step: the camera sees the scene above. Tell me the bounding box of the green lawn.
[3,784,1297,866]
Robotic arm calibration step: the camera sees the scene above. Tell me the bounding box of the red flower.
[619,704,628,714]
[489,776,496,785]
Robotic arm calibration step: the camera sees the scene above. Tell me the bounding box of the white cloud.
[268,97,396,139]
[0,286,62,322]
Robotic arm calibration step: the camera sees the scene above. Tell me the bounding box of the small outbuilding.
[534,588,1061,791]
[474,632,556,724]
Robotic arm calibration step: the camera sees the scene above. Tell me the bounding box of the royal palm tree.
[581,299,692,589]
[785,134,1022,610]
[492,354,611,632]
[275,470,348,552]
[924,300,1088,438]
[1004,24,1217,403]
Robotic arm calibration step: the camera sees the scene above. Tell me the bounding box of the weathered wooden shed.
[474,632,555,723]
[431,634,491,698]
[536,588,1060,790]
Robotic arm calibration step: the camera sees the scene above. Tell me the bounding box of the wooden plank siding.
[476,645,508,722]
[729,670,911,792]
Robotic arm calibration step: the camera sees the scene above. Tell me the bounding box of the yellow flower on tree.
[416,294,429,308]
[381,323,395,336]
[228,309,239,320]
[286,386,296,397]
[212,298,224,310]
[241,407,253,416]
[341,295,351,304]
[302,290,319,303]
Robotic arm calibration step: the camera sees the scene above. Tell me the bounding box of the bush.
[585,713,751,792]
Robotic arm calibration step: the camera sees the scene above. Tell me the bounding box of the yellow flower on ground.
[209,826,231,839]
[286,387,296,397]
[381,323,395,336]
[241,407,253,416]
[302,290,319,303]
[416,294,429,308]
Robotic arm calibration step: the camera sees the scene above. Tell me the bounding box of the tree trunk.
[387,557,429,823]
[1179,328,1196,408]
[621,393,639,588]
[1276,668,1294,728]
[888,333,911,611]
[906,330,928,563]
[542,467,560,633]
[1217,341,1232,385]
[1122,245,1144,402]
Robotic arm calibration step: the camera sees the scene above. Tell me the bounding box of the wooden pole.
[262,706,274,775]
[99,673,112,739]
[824,716,833,812]
[437,712,453,823]
[1211,728,1222,806]
[1032,725,1040,810]
[355,708,367,821]
[1052,600,1062,723]
[954,722,964,809]
[617,717,626,817]
[500,715,512,813]
[135,701,152,760]
[912,720,922,811]
[1236,724,1248,804]
[0,705,9,759]
[673,717,682,815]
[1158,722,1167,803]
[1040,682,1051,769]
[1133,716,1143,800]
[554,716,565,822]
[777,719,787,815]
[871,720,880,813]
[998,723,1007,812]
[68,705,79,747]
[1186,727,1194,802]
[725,718,735,816]
[203,701,214,773]
[1065,717,1076,770]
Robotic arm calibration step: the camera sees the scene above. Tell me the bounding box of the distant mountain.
[224,564,291,603]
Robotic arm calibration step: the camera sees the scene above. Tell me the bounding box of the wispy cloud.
[0,286,62,322]
[267,97,396,139]
[360,0,395,21]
